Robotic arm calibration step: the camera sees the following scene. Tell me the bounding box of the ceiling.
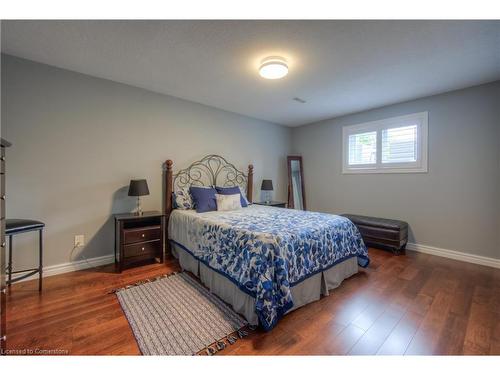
[2,20,499,126]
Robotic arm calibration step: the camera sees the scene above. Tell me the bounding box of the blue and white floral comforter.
[169,205,369,330]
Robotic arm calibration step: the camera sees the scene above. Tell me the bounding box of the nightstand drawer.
[123,225,161,244]
[115,211,164,272]
[123,239,161,258]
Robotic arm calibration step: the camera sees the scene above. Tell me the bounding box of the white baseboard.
[406,242,500,269]
[11,254,115,283]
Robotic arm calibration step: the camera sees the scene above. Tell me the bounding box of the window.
[348,131,376,165]
[342,112,428,174]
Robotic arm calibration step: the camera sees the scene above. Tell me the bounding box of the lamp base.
[263,191,273,205]
[135,197,143,216]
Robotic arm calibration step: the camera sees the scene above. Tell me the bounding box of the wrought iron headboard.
[164,154,254,227]
[172,154,248,191]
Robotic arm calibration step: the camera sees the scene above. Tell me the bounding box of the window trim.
[342,112,428,174]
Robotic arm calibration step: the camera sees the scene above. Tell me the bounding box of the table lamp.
[261,179,273,204]
[128,179,149,216]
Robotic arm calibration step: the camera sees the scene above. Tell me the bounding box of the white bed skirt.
[171,242,358,326]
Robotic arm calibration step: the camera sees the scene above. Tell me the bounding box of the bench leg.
[392,244,406,256]
[39,229,43,292]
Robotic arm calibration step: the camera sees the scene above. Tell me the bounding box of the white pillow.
[215,193,242,211]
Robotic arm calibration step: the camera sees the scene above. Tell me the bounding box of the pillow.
[173,188,193,210]
[215,193,242,211]
[215,186,248,207]
[238,186,251,205]
[190,186,218,213]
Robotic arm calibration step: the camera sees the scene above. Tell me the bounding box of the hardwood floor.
[4,248,500,355]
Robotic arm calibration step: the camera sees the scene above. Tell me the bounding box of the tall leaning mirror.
[287,156,306,210]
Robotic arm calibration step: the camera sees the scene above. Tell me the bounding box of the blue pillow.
[215,186,248,207]
[190,186,218,213]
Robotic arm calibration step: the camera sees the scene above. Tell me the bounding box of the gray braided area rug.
[116,272,248,355]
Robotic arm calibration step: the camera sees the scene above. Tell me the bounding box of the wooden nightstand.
[114,211,164,273]
[254,201,287,208]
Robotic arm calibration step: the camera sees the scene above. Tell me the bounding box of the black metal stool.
[6,219,45,291]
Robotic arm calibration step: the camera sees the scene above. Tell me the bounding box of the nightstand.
[114,211,164,273]
[254,201,287,208]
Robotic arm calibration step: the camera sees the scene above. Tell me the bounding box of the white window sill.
[342,167,428,174]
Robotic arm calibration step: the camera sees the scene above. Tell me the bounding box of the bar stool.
[6,219,45,291]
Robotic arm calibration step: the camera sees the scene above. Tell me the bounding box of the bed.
[164,155,369,330]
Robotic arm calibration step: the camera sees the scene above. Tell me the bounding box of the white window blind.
[381,125,417,164]
[342,112,428,174]
[348,131,376,165]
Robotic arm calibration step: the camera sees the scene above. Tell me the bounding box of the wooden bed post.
[247,164,253,203]
[164,159,173,258]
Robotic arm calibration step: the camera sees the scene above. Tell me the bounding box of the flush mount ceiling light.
[259,56,288,79]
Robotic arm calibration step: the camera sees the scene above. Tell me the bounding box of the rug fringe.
[196,324,255,356]
[107,271,179,294]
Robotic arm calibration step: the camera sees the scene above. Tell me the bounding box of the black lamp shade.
[128,179,150,196]
[261,179,274,191]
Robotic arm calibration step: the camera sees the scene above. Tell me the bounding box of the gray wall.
[292,81,500,259]
[1,55,292,268]
[2,53,499,270]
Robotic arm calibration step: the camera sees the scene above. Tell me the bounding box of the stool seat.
[6,219,45,235]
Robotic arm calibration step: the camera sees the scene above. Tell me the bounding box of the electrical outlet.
[74,235,85,247]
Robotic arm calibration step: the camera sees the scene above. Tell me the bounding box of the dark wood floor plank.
[436,313,469,355]
[5,248,500,355]
[376,310,424,355]
[326,324,366,355]
[461,285,496,355]
[349,307,404,355]
[489,319,500,355]
[351,302,387,331]
[398,265,420,281]
[404,291,454,355]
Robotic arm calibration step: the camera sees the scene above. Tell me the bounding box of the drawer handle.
[0,156,5,161]
[1,195,5,200]
[1,242,5,247]
[0,335,6,342]
[141,247,145,251]
[141,234,145,238]
[1,288,6,295]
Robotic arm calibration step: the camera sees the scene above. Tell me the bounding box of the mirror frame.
[287,155,306,210]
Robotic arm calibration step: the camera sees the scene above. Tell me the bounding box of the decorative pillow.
[215,193,242,211]
[190,186,218,213]
[215,186,248,207]
[242,188,251,205]
[173,188,193,210]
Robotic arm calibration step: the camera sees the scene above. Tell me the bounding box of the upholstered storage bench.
[341,214,408,255]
